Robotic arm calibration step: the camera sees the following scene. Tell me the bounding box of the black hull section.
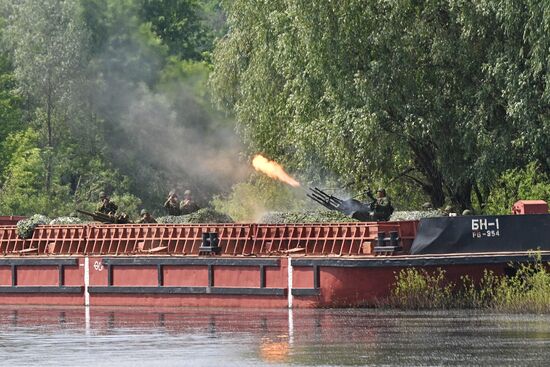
[412,214,550,254]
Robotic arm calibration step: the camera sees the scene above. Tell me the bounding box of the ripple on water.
[0,307,549,366]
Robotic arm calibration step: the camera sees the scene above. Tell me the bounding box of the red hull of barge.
[0,221,546,308]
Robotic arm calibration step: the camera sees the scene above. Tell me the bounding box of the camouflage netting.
[156,215,187,224]
[157,208,234,224]
[390,210,443,221]
[49,217,85,225]
[259,210,353,224]
[16,214,51,239]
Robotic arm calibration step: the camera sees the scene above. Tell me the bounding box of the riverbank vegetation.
[0,0,549,218]
[388,253,550,313]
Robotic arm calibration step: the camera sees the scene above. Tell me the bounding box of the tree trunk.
[408,140,445,208]
[46,90,52,192]
[473,182,486,212]
[449,181,473,212]
[427,180,445,208]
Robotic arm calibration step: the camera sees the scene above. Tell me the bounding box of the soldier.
[180,189,200,215]
[138,209,157,224]
[164,190,181,216]
[97,192,118,215]
[367,188,394,221]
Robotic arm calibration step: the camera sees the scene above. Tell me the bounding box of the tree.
[0,54,23,177]
[138,0,212,60]
[485,162,550,215]
[210,0,550,210]
[0,0,230,216]
[4,0,88,191]
[0,129,52,215]
[57,0,244,214]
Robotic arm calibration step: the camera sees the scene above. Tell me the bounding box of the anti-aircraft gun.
[307,187,373,221]
[76,209,131,224]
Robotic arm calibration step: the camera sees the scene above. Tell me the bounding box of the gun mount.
[307,187,373,221]
[77,209,131,224]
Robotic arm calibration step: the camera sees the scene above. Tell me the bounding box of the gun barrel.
[306,194,338,211]
[307,187,347,213]
[76,209,97,218]
[308,192,339,209]
[311,187,343,205]
[76,209,114,223]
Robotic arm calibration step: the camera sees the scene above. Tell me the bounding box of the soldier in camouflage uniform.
[97,192,118,215]
[164,190,181,216]
[180,190,200,215]
[367,188,394,221]
[138,209,157,224]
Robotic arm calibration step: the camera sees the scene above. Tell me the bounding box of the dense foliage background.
[0,0,548,219]
[0,0,238,217]
[211,0,550,214]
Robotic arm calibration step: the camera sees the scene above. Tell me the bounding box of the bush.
[492,252,550,313]
[16,214,51,239]
[388,252,550,312]
[388,268,454,309]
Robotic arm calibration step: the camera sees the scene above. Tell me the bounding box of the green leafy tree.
[0,0,146,216]
[0,0,232,217]
[0,129,55,215]
[138,0,212,60]
[4,0,88,191]
[211,0,550,210]
[0,54,23,176]
[79,0,242,212]
[485,163,550,214]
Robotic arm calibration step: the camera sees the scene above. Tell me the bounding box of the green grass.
[387,252,550,313]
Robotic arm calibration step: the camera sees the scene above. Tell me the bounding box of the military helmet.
[422,202,432,209]
[140,209,149,216]
[444,205,453,212]
[377,188,386,195]
[169,190,176,196]
[462,209,472,216]
[183,189,192,196]
[99,191,107,199]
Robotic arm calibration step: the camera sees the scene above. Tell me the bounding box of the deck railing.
[0,221,419,256]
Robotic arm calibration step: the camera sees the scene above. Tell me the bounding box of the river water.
[0,307,548,366]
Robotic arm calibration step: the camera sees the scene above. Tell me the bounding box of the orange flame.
[252,154,300,187]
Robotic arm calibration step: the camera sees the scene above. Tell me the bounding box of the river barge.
[0,201,549,308]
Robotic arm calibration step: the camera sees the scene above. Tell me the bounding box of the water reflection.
[0,306,549,366]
